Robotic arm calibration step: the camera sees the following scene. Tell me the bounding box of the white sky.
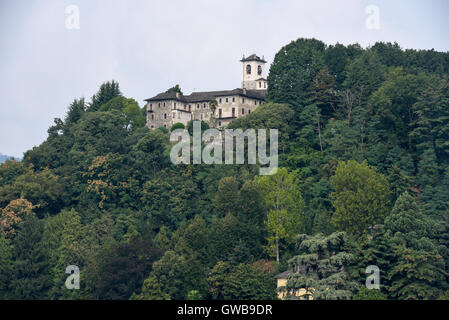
[1,0,448,158]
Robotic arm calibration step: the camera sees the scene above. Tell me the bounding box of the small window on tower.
[258,65,262,75]
[246,64,251,74]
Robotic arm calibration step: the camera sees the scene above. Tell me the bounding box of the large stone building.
[145,54,268,129]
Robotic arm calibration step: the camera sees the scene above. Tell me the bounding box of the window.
[173,112,175,118]
[242,97,245,103]
[248,110,251,114]
[201,114,203,120]
[242,108,245,115]
[158,103,161,108]
[259,82,262,88]
[164,124,167,128]
[163,102,166,107]
[151,114,154,120]
[232,108,235,117]
[219,121,222,126]
[197,104,200,109]
[254,100,257,105]
[174,102,177,107]
[219,98,222,103]
[246,64,251,74]
[164,113,167,119]
[219,109,222,118]
[232,97,235,103]
[264,82,267,88]
[151,125,154,128]
[203,103,206,108]
[226,98,228,103]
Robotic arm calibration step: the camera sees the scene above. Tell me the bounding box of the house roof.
[144,91,180,102]
[145,88,267,103]
[274,266,307,279]
[274,270,292,279]
[240,54,267,63]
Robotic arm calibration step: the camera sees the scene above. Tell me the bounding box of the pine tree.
[385,192,447,299]
[0,235,13,299]
[64,98,86,126]
[88,80,122,112]
[10,215,51,299]
[286,232,359,300]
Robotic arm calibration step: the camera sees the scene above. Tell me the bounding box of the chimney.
[176,92,180,99]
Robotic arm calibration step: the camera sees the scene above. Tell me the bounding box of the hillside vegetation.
[1,39,449,300]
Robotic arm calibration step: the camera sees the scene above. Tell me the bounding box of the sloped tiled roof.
[145,88,267,103]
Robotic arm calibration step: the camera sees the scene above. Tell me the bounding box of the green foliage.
[4,40,449,300]
[256,168,304,262]
[0,235,13,299]
[141,250,207,300]
[166,84,183,95]
[99,96,145,130]
[330,160,391,239]
[10,215,51,299]
[94,236,163,300]
[286,232,359,300]
[385,192,447,300]
[88,80,121,112]
[208,261,276,300]
[170,122,185,132]
[267,38,326,114]
[353,287,387,300]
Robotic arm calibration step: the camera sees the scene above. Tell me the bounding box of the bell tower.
[241,54,267,91]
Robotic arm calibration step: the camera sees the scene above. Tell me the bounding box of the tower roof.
[240,54,266,63]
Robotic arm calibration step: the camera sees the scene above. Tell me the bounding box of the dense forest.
[1,38,449,300]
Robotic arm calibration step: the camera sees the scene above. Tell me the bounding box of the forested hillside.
[1,38,449,300]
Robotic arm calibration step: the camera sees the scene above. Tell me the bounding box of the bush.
[171,122,185,132]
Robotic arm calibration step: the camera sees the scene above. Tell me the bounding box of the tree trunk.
[276,237,279,263]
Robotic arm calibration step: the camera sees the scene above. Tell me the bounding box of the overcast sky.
[1,0,448,158]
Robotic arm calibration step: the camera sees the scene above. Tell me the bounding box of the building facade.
[145,54,267,129]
